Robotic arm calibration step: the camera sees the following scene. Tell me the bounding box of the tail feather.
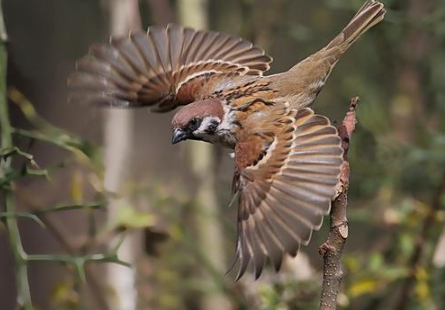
[325,0,386,56]
[278,1,385,109]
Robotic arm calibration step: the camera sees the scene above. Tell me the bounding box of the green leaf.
[113,206,155,229]
[348,279,379,298]
[368,253,384,272]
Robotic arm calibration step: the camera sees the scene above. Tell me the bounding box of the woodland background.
[1,0,445,309]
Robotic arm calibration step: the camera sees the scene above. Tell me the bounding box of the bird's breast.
[211,129,237,149]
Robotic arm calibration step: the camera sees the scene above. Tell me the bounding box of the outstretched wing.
[231,107,343,280]
[68,24,272,112]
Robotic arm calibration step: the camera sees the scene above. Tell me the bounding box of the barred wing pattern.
[232,108,343,280]
[68,24,272,112]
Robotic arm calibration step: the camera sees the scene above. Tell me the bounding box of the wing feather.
[231,107,343,279]
[69,24,272,111]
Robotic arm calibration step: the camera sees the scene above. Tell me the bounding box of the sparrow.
[68,0,385,280]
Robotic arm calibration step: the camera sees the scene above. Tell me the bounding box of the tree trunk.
[178,1,232,309]
[102,1,141,309]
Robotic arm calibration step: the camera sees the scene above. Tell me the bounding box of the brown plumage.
[68,0,385,280]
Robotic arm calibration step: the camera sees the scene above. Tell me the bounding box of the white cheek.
[194,117,220,135]
[218,105,233,131]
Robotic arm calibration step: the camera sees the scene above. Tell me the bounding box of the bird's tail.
[279,0,385,109]
[324,0,386,58]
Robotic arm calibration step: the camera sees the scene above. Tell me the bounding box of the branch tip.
[319,97,358,310]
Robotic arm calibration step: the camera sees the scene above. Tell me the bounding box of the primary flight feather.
[69,0,385,280]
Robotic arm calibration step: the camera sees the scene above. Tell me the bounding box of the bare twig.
[319,97,359,310]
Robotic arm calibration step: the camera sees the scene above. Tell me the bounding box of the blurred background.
[1,0,445,309]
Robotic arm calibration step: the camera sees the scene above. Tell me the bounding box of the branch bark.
[319,97,359,310]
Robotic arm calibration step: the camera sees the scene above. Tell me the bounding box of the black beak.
[172,128,187,144]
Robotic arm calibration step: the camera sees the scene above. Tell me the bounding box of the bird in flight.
[69,0,385,280]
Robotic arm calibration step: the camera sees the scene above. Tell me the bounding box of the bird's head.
[171,99,225,144]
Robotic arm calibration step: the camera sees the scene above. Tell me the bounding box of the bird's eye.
[188,118,200,130]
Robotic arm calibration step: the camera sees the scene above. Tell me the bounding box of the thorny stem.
[0,2,33,309]
[16,186,112,310]
[319,97,359,310]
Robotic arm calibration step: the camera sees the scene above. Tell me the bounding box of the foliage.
[2,0,445,309]
[0,15,148,307]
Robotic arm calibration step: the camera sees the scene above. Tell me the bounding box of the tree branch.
[0,3,34,309]
[319,97,359,310]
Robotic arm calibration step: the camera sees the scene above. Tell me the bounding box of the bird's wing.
[231,107,343,280]
[68,24,272,112]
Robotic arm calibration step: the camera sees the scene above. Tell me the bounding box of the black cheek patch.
[205,119,220,134]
